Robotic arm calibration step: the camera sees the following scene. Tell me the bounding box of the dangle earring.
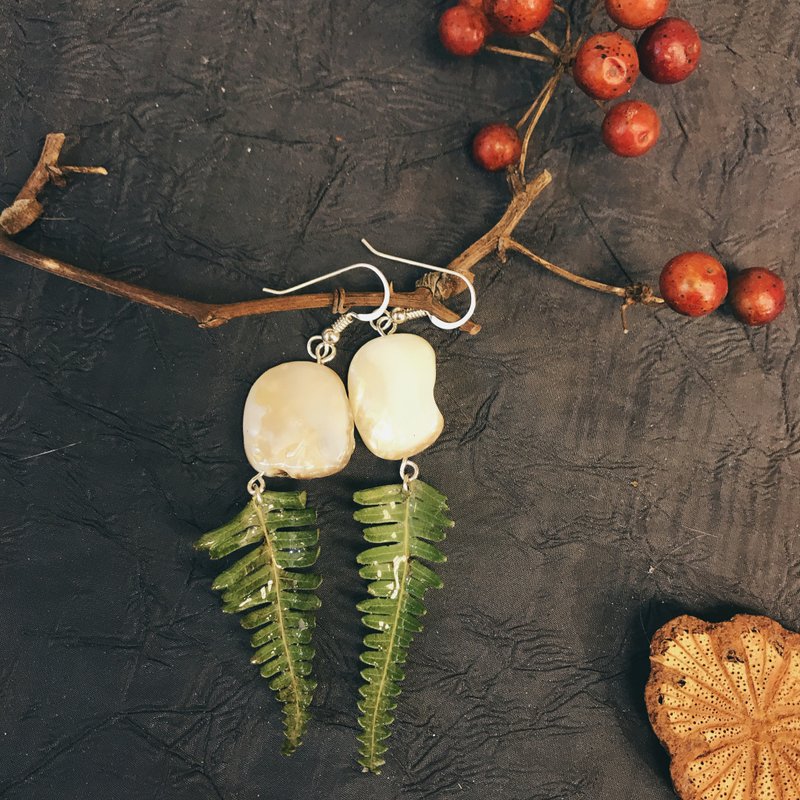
[348,241,477,773]
[194,263,390,756]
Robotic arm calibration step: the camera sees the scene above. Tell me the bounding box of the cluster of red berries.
[439,0,555,57]
[659,254,785,326]
[439,0,702,163]
[575,4,701,158]
[439,1,787,327]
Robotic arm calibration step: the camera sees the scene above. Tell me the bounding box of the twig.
[0,134,480,334]
[59,165,109,176]
[485,45,553,64]
[502,237,627,296]
[501,236,665,331]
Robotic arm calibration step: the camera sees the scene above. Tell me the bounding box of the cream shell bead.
[243,361,355,479]
[347,333,444,461]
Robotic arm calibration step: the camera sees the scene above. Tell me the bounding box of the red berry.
[729,268,786,326]
[472,123,522,171]
[637,17,701,84]
[573,32,640,101]
[659,252,728,317]
[602,100,660,157]
[483,0,553,36]
[439,5,489,56]
[605,0,669,30]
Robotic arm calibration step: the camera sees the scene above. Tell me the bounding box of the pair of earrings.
[194,243,475,772]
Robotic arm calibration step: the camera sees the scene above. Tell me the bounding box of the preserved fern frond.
[353,479,454,773]
[195,489,321,755]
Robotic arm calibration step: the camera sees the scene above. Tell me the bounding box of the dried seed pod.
[646,614,800,800]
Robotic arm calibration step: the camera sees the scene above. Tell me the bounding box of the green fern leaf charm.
[195,489,321,755]
[353,479,454,773]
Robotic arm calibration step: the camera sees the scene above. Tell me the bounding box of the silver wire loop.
[400,458,419,492]
[307,312,356,363]
[247,472,266,497]
[360,239,477,331]
[263,262,391,322]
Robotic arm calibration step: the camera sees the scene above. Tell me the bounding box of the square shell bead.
[243,361,355,479]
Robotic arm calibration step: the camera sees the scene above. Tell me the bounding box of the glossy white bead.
[243,361,354,479]
[348,333,443,461]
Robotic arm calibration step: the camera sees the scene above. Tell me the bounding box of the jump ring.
[400,458,419,492]
[247,472,266,497]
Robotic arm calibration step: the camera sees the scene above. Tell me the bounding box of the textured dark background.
[1,0,799,797]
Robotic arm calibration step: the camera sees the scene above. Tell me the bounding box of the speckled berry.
[573,32,640,101]
[602,100,660,157]
[660,252,728,317]
[605,0,669,30]
[729,268,786,326]
[472,123,522,171]
[638,17,701,84]
[483,0,554,36]
[439,5,489,57]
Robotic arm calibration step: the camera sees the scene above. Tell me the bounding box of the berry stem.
[553,3,572,48]
[515,76,558,130]
[530,30,561,55]
[518,69,563,175]
[485,44,554,64]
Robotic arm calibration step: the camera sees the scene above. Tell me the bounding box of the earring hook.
[359,239,476,331]
[262,262,391,322]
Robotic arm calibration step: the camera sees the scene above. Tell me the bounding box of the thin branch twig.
[501,236,665,333]
[4,0,669,347]
[502,237,628,296]
[485,45,553,64]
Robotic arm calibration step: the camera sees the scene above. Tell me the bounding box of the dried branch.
[0,134,480,334]
[0,235,477,331]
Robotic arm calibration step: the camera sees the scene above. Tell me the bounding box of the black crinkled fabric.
[1,1,798,798]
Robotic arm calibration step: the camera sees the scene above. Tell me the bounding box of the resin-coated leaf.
[195,490,320,755]
[353,479,454,773]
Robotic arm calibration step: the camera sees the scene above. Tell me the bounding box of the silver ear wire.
[263,262,391,322]
[359,239,477,331]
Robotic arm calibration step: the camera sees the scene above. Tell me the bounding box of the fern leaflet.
[195,489,320,755]
[353,479,454,773]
